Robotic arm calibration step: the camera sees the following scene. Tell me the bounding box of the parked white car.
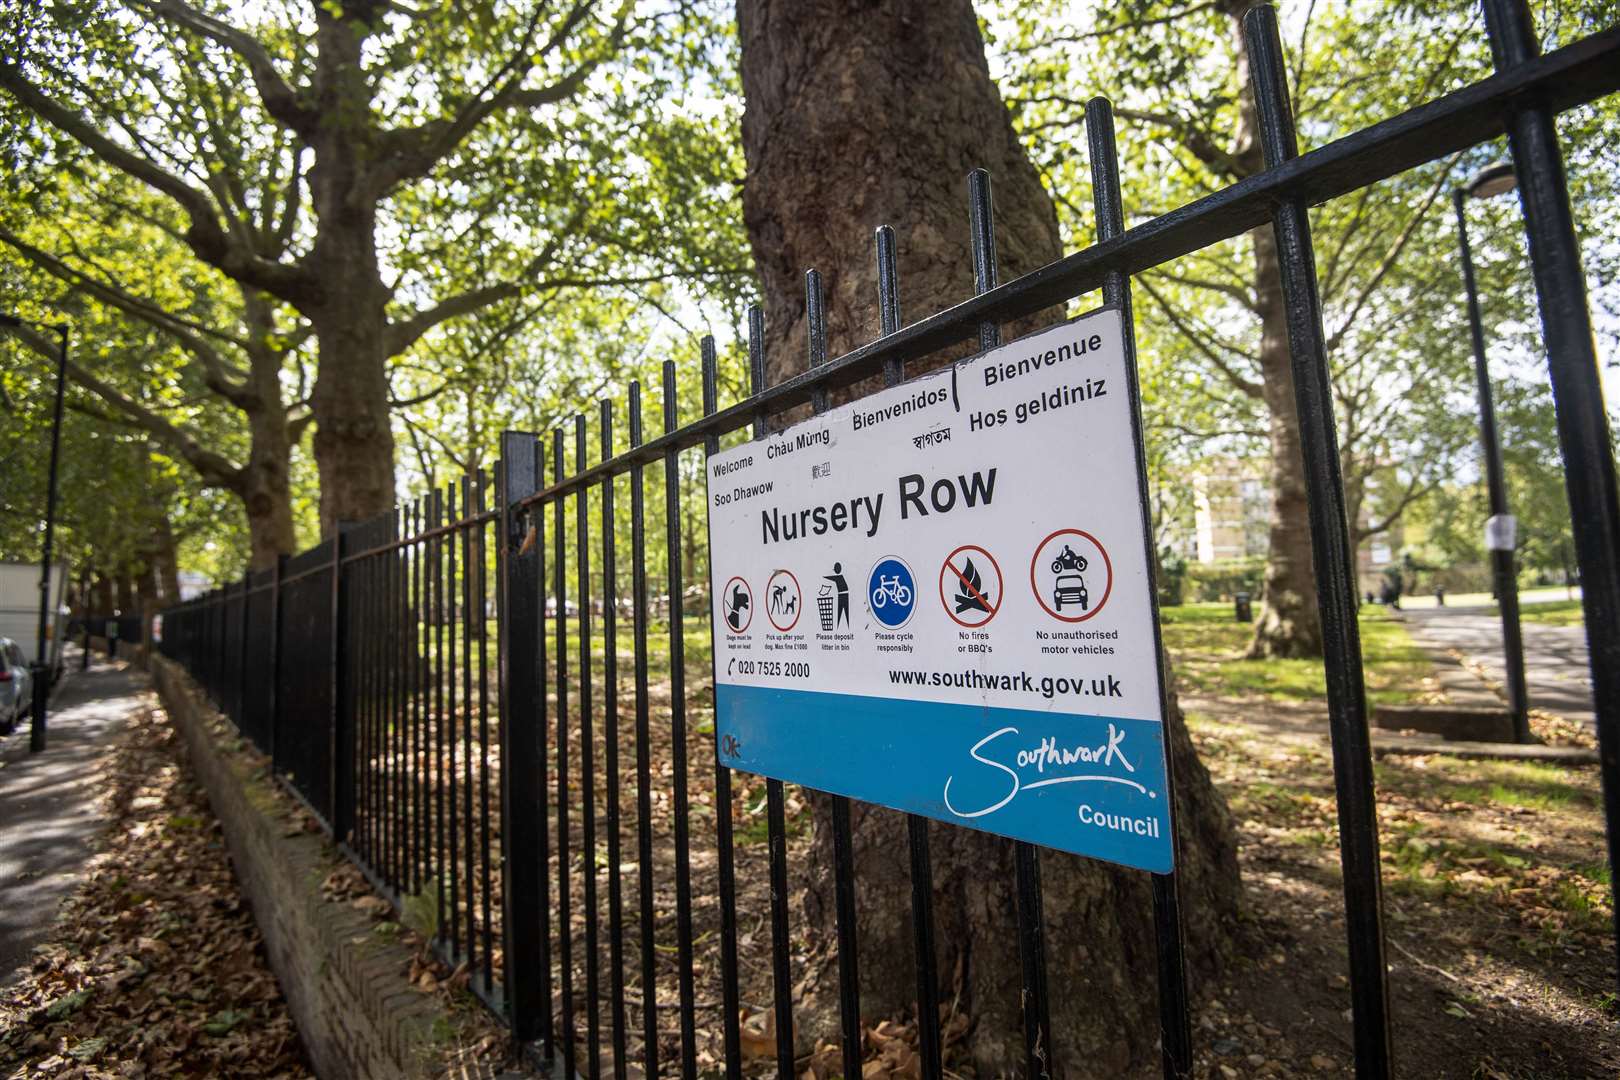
[0,637,32,734]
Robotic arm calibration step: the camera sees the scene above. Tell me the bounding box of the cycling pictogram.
[1030,530,1113,622]
[766,569,802,632]
[721,576,753,633]
[866,556,917,629]
[938,544,1002,628]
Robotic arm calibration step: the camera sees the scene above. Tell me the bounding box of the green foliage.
[0,0,754,585]
[987,0,1619,575]
[1406,375,1580,580]
[1184,557,1266,603]
[1156,549,1187,606]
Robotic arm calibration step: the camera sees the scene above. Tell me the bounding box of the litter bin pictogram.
[818,585,836,631]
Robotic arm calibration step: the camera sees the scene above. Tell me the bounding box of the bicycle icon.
[866,556,917,629]
[871,574,913,610]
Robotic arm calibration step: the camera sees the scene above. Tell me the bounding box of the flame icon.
[954,557,991,614]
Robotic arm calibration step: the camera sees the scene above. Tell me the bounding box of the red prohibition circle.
[938,544,1003,628]
[765,569,802,632]
[1030,528,1113,623]
[721,575,753,634]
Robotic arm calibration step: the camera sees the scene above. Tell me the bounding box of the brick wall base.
[151,655,499,1079]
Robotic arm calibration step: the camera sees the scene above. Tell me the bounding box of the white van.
[0,561,70,679]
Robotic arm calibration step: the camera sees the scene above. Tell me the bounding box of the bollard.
[1234,591,1253,623]
[29,661,47,752]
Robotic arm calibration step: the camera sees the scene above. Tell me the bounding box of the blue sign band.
[716,684,1173,873]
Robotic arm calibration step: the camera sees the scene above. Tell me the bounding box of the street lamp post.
[0,313,70,753]
[1453,162,1532,743]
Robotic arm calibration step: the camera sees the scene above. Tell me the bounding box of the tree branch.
[1357,473,1435,543]
[366,0,626,196]
[1111,106,1248,178]
[1138,276,1265,399]
[384,269,676,357]
[56,348,245,490]
[1143,266,1257,311]
[0,63,319,306]
[132,0,319,136]
[1327,161,1458,349]
[0,228,259,410]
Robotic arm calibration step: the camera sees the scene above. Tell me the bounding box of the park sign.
[705,308,1173,873]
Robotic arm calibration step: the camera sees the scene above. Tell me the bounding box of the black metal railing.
[157,5,1620,1076]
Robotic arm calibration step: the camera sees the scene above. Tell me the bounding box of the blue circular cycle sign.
[867,556,917,629]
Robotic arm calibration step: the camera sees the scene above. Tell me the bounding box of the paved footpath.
[0,651,145,986]
[1400,606,1595,730]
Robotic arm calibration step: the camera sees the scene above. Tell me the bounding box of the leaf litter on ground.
[0,702,310,1078]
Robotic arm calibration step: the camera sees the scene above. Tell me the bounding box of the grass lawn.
[1161,601,1435,706]
[1511,598,1585,626]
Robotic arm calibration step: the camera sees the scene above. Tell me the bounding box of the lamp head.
[1465,162,1517,200]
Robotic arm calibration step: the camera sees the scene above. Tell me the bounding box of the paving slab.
[0,650,143,986]
[1371,733,1599,764]
[1399,607,1594,730]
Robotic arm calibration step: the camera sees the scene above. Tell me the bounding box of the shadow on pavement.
[0,651,144,986]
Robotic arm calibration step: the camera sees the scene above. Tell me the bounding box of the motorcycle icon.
[1051,544,1089,574]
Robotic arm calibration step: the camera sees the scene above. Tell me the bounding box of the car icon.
[1053,573,1088,612]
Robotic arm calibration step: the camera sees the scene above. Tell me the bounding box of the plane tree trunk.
[1246,224,1323,658]
[303,8,396,532]
[736,1,1242,1072]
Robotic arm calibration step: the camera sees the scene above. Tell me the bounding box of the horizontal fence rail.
[158,6,1618,1077]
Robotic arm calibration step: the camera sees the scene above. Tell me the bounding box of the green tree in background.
[994,0,1617,655]
[1,0,748,533]
[1,162,315,569]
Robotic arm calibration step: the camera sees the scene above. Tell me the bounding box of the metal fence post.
[331,524,354,838]
[239,570,251,729]
[498,431,546,1046]
[270,554,285,769]
[1244,8,1393,1074]
[1086,96,1194,1080]
[1481,0,1620,977]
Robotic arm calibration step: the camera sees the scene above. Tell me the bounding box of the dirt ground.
[1178,693,1614,1079]
[532,652,1616,1078]
[38,632,1607,1078]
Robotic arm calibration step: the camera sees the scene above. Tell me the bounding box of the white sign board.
[1485,513,1517,553]
[705,309,1173,871]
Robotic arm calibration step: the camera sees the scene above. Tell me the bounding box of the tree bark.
[737,2,1242,1072]
[291,2,395,537]
[739,0,1061,389]
[1222,0,1324,659]
[1245,224,1323,657]
[304,9,396,531]
[238,293,301,569]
